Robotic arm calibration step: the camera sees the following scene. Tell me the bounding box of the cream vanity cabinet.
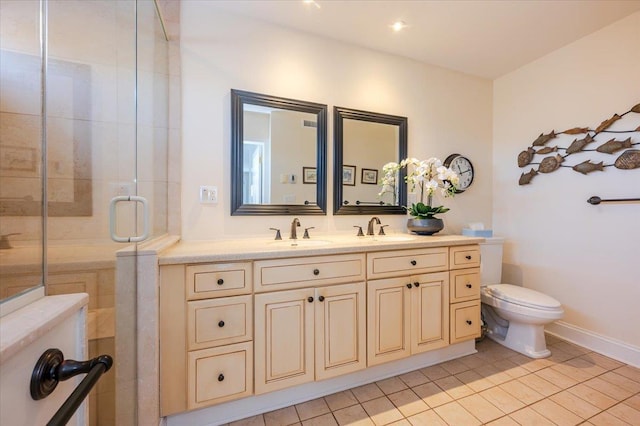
[366,248,450,366]
[253,253,367,394]
[159,262,254,416]
[449,245,482,343]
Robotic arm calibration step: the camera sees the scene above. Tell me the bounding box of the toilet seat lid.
[484,284,562,310]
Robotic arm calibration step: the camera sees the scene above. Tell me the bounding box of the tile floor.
[229,335,640,426]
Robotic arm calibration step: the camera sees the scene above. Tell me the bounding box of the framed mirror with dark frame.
[333,106,407,215]
[231,89,327,215]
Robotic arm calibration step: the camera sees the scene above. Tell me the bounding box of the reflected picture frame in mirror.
[333,106,407,215]
[231,89,327,215]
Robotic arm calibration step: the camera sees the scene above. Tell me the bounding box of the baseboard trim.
[546,321,640,368]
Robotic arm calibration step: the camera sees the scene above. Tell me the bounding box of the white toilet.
[480,237,564,358]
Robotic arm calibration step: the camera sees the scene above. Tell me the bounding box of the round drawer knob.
[466,320,473,325]
[406,283,412,289]
[466,283,472,288]
[410,260,417,266]
[308,296,314,303]
[313,269,320,276]
[414,282,420,287]
[217,279,224,285]
[465,255,472,260]
[218,374,224,382]
[218,320,225,328]
[318,295,325,302]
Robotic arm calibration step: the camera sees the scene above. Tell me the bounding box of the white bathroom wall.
[493,12,640,360]
[180,2,493,241]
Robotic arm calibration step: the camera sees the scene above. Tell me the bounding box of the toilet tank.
[480,237,504,285]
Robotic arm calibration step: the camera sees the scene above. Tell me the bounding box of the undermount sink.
[267,239,332,247]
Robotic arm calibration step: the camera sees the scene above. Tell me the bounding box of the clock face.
[444,154,474,192]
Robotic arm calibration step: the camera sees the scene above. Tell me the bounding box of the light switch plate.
[200,186,218,204]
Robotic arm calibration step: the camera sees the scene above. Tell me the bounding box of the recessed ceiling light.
[390,20,408,32]
[303,0,321,9]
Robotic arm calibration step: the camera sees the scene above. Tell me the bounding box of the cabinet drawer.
[449,245,481,270]
[450,300,481,344]
[254,253,365,292]
[367,248,448,279]
[187,295,252,350]
[187,342,253,409]
[186,262,252,300]
[450,268,481,303]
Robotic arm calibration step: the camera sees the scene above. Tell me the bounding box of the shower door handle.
[109,195,150,243]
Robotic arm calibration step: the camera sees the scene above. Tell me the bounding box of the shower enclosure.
[0,0,170,424]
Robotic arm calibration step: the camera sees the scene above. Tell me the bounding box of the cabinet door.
[367,277,411,366]
[254,288,315,394]
[315,282,366,380]
[411,272,449,354]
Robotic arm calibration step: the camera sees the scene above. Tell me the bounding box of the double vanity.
[157,234,483,420]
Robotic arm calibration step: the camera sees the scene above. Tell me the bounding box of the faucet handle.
[303,227,315,239]
[379,225,389,236]
[353,226,364,237]
[0,233,20,250]
[269,228,282,240]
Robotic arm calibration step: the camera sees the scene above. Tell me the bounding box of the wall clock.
[444,153,474,193]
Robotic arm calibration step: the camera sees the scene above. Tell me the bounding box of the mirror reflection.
[231,90,327,215]
[334,107,407,215]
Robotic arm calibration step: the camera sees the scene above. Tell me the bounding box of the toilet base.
[486,321,551,359]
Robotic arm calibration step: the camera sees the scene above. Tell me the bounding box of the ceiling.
[205,0,640,79]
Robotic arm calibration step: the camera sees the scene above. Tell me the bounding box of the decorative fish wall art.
[517,102,640,185]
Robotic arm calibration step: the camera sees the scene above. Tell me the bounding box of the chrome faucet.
[367,217,381,236]
[290,218,301,240]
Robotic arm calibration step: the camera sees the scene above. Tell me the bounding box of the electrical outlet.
[200,186,218,204]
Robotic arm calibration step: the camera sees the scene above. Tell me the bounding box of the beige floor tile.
[584,376,635,401]
[475,364,512,385]
[230,414,266,426]
[412,382,453,408]
[588,411,630,425]
[567,383,618,410]
[485,416,520,426]
[332,405,375,426]
[352,383,385,403]
[497,358,530,379]
[376,377,408,395]
[606,402,640,424]
[457,394,504,423]
[613,365,640,383]
[458,354,488,370]
[509,407,556,426]
[517,374,562,397]
[577,352,625,371]
[535,366,579,389]
[387,389,429,418]
[398,370,429,388]
[550,341,590,357]
[440,358,470,375]
[324,390,359,412]
[455,369,495,393]
[547,347,576,363]
[406,409,447,426]
[361,396,404,426]
[434,375,475,399]
[544,333,563,344]
[387,420,411,426]
[530,399,583,426]
[498,379,545,405]
[600,371,640,394]
[433,401,481,426]
[419,365,450,381]
[479,386,526,414]
[623,393,640,411]
[552,358,605,382]
[550,390,601,419]
[264,406,300,426]
[296,398,331,421]
[301,413,337,426]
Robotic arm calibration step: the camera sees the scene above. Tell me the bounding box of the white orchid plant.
[379,157,459,219]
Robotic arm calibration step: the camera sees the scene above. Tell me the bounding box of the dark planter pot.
[407,218,444,235]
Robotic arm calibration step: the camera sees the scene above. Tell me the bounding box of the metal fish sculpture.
[563,127,590,135]
[565,134,594,154]
[614,149,640,169]
[518,147,535,167]
[572,160,604,175]
[536,146,558,155]
[518,168,538,185]
[532,131,556,146]
[538,154,564,173]
[595,114,621,133]
[596,137,632,154]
